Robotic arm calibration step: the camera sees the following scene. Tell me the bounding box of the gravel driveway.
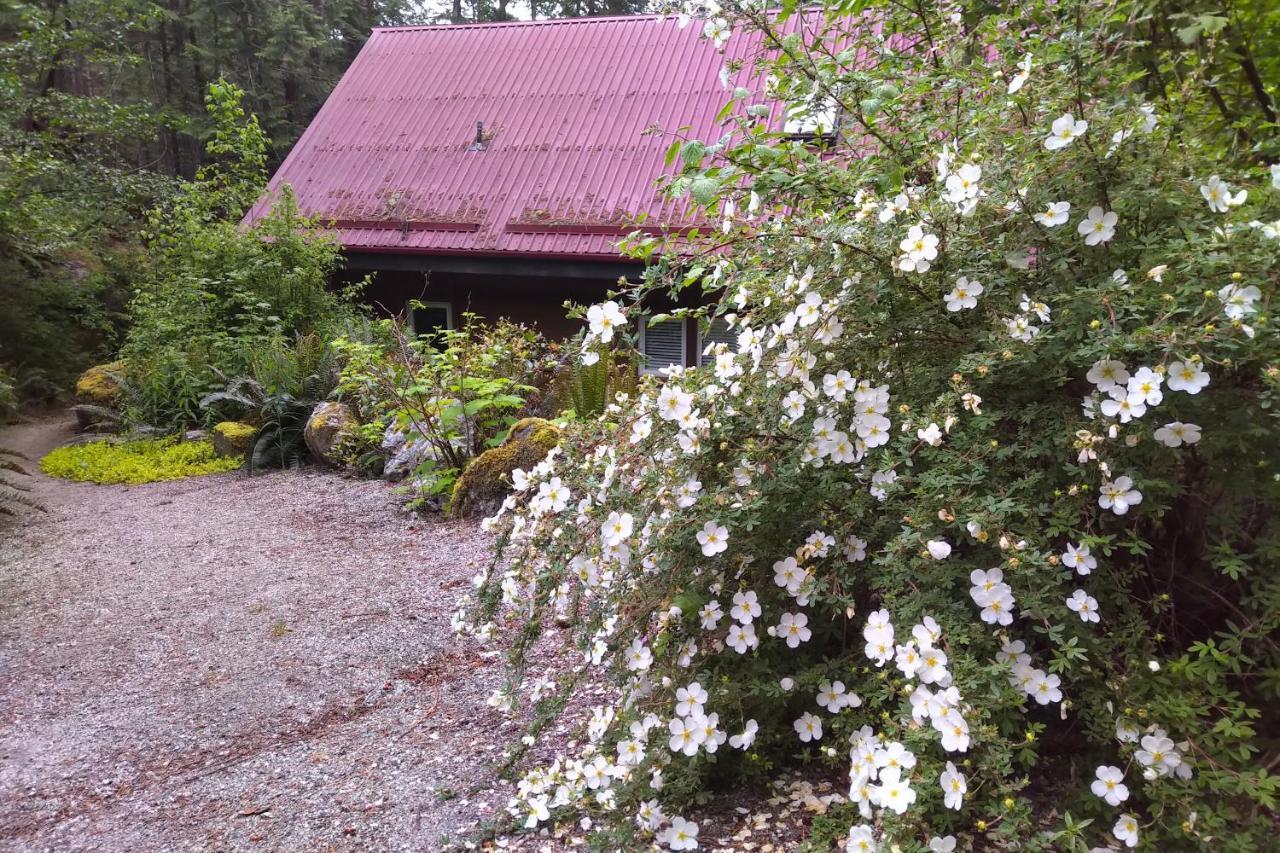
[0,416,516,852]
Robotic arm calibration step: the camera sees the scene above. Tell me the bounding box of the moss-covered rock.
[303,401,357,466]
[212,421,256,458]
[74,361,126,408]
[450,417,561,517]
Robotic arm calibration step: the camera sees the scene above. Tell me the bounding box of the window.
[783,93,843,142]
[410,301,453,339]
[697,317,738,367]
[639,318,686,375]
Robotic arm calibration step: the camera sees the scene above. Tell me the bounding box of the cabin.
[246,13,816,372]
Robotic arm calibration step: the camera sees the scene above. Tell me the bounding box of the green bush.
[333,315,556,498]
[118,83,358,432]
[463,2,1280,851]
[41,437,240,484]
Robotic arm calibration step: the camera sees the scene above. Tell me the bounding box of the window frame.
[637,316,689,376]
[408,300,454,337]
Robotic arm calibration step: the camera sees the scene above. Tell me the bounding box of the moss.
[74,361,126,407]
[212,421,257,457]
[450,417,561,517]
[41,437,241,485]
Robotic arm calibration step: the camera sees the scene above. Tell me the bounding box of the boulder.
[211,421,256,458]
[450,417,561,517]
[74,361,126,408]
[72,404,123,433]
[381,421,438,481]
[183,429,208,443]
[303,401,357,466]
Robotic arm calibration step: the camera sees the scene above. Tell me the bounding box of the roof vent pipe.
[468,121,486,151]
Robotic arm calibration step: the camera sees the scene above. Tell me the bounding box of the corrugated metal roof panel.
[245,13,812,260]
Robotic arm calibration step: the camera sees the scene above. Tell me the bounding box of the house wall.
[336,258,715,367]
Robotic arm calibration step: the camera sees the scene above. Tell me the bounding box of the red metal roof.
[245,14,800,260]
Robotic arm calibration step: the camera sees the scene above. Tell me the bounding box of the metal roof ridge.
[372,14,670,34]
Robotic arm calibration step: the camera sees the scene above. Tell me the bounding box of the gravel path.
[0,416,516,852]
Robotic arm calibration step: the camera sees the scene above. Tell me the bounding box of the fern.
[0,447,45,516]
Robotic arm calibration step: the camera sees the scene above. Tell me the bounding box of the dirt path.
[0,416,515,852]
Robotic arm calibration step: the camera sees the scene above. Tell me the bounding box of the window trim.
[638,317,688,376]
[408,300,454,336]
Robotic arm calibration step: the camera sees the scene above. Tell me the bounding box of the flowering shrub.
[463,1,1279,850]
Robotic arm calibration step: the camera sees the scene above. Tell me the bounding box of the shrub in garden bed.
[462,2,1279,850]
[41,437,240,485]
[333,316,559,502]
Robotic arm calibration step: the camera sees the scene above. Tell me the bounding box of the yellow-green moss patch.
[41,437,241,485]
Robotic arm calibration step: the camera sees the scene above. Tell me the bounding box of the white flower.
[869,765,916,814]
[626,639,653,671]
[944,276,983,312]
[879,192,910,222]
[783,390,806,420]
[1078,206,1118,245]
[1091,765,1130,806]
[846,824,878,852]
[662,815,700,850]
[675,681,708,717]
[794,711,823,742]
[944,163,982,203]
[1045,112,1087,150]
[1154,421,1202,447]
[1126,366,1163,407]
[636,799,665,830]
[726,622,758,653]
[940,761,966,810]
[777,612,812,648]
[1272,163,1280,189]
[631,416,652,443]
[898,224,939,273]
[1007,54,1032,93]
[696,521,729,556]
[1114,813,1140,848]
[969,568,1016,625]
[962,392,983,414]
[730,590,761,623]
[1006,314,1039,343]
[1218,283,1261,319]
[668,715,706,756]
[580,349,600,366]
[823,370,855,402]
[1136,734,1183,776]
[729,719,758,749]
[1200,175,1247,213]
[926,539,952,560]
[929,836,957,853]
[657,385,694,421]
[816,680,850,712]
[1067,589,1100,623]
[1062,542,1097,575]
[1034,200,1071,227]
[586,301,626,342]
[699,600,723,630]
[1166,360,1210,394]
[843,535,868,562]
[1099,476,1142,515]
[703,16,731,49]
[602,510,634,545]
[918,423,944,446]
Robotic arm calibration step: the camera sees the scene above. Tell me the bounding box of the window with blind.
[640,319,686,375]
[698,317,738,366]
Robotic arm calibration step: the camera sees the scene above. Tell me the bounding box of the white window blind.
[698,317,737,366]
[641,319,686,375]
